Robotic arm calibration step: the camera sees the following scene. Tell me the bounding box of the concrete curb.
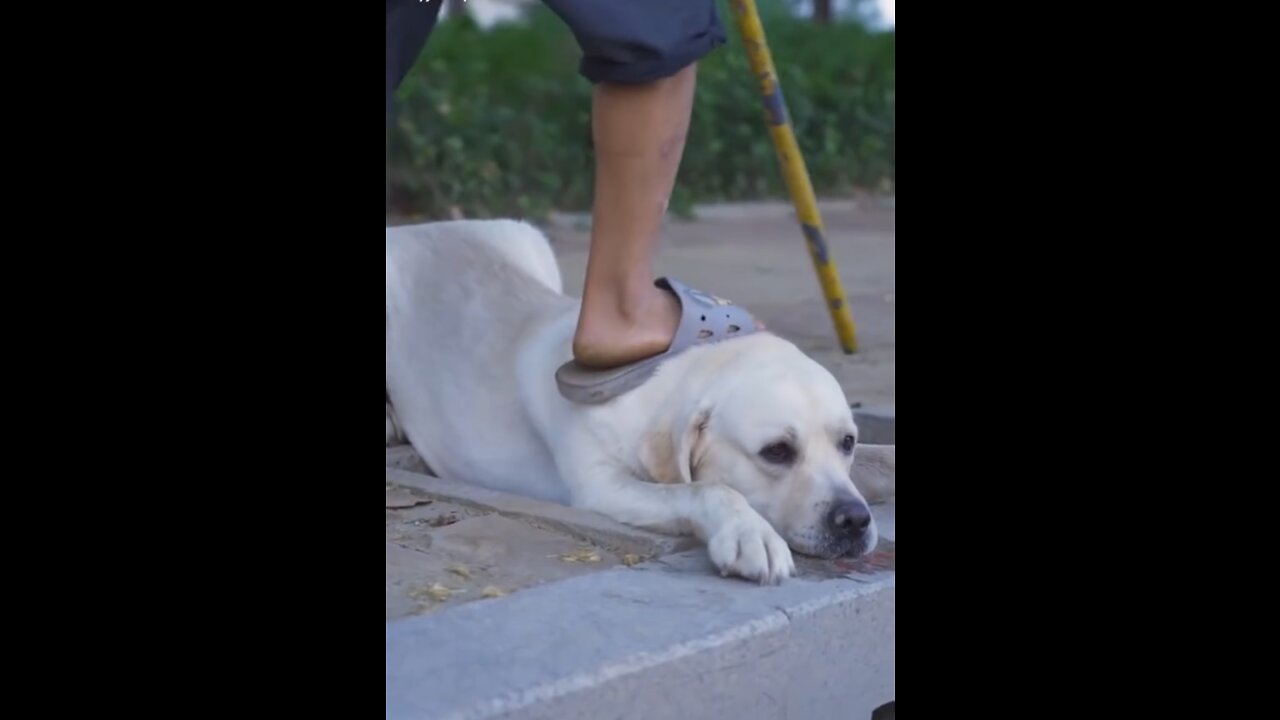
[387,539,895,720]
[855,406,896,446]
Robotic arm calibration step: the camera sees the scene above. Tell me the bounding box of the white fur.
[386,219,882,584]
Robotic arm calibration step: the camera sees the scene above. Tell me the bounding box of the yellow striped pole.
[727,0,859,354]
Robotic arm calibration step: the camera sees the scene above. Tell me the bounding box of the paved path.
[546,199,896,410]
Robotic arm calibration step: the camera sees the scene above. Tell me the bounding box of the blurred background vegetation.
[386,0,895,222]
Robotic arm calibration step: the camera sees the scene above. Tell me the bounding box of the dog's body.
[387,220,879,584]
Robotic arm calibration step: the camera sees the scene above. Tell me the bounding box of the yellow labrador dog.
[386,219,878,584]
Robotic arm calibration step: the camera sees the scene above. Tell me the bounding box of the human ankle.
[583,275,660,323]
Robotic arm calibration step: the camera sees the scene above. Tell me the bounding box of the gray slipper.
[555,277,761,404]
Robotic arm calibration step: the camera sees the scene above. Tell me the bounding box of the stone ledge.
[387,540,895,720]
[854,406,896,445]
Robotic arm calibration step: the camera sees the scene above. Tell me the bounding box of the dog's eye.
[840,434,857,454]
[759,441,797,465]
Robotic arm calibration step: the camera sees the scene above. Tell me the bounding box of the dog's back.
[386,220,575,502]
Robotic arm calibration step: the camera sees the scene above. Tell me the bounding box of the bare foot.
[572,285,681,369]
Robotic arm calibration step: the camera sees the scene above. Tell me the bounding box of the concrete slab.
[853,444,896,505]
[386,504,895,720]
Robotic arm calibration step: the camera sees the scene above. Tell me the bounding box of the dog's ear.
[641,402,712,485]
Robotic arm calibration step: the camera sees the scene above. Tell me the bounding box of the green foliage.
[386,0,894,221]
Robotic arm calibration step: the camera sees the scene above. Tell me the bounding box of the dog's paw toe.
[709,518,795,585]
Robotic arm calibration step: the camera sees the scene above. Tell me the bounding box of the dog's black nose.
[827,500,871,536]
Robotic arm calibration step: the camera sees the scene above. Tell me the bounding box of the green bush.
[386,0,894,221]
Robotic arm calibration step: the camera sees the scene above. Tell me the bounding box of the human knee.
[542,0,726,84]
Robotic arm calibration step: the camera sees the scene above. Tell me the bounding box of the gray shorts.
[387,0,726,125]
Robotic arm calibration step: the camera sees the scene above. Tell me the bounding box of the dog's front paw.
[707,514,795,585]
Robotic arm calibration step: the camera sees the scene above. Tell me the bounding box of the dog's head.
[643,335,878,559]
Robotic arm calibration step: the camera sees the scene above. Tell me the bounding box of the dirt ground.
[386,481,631,621]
